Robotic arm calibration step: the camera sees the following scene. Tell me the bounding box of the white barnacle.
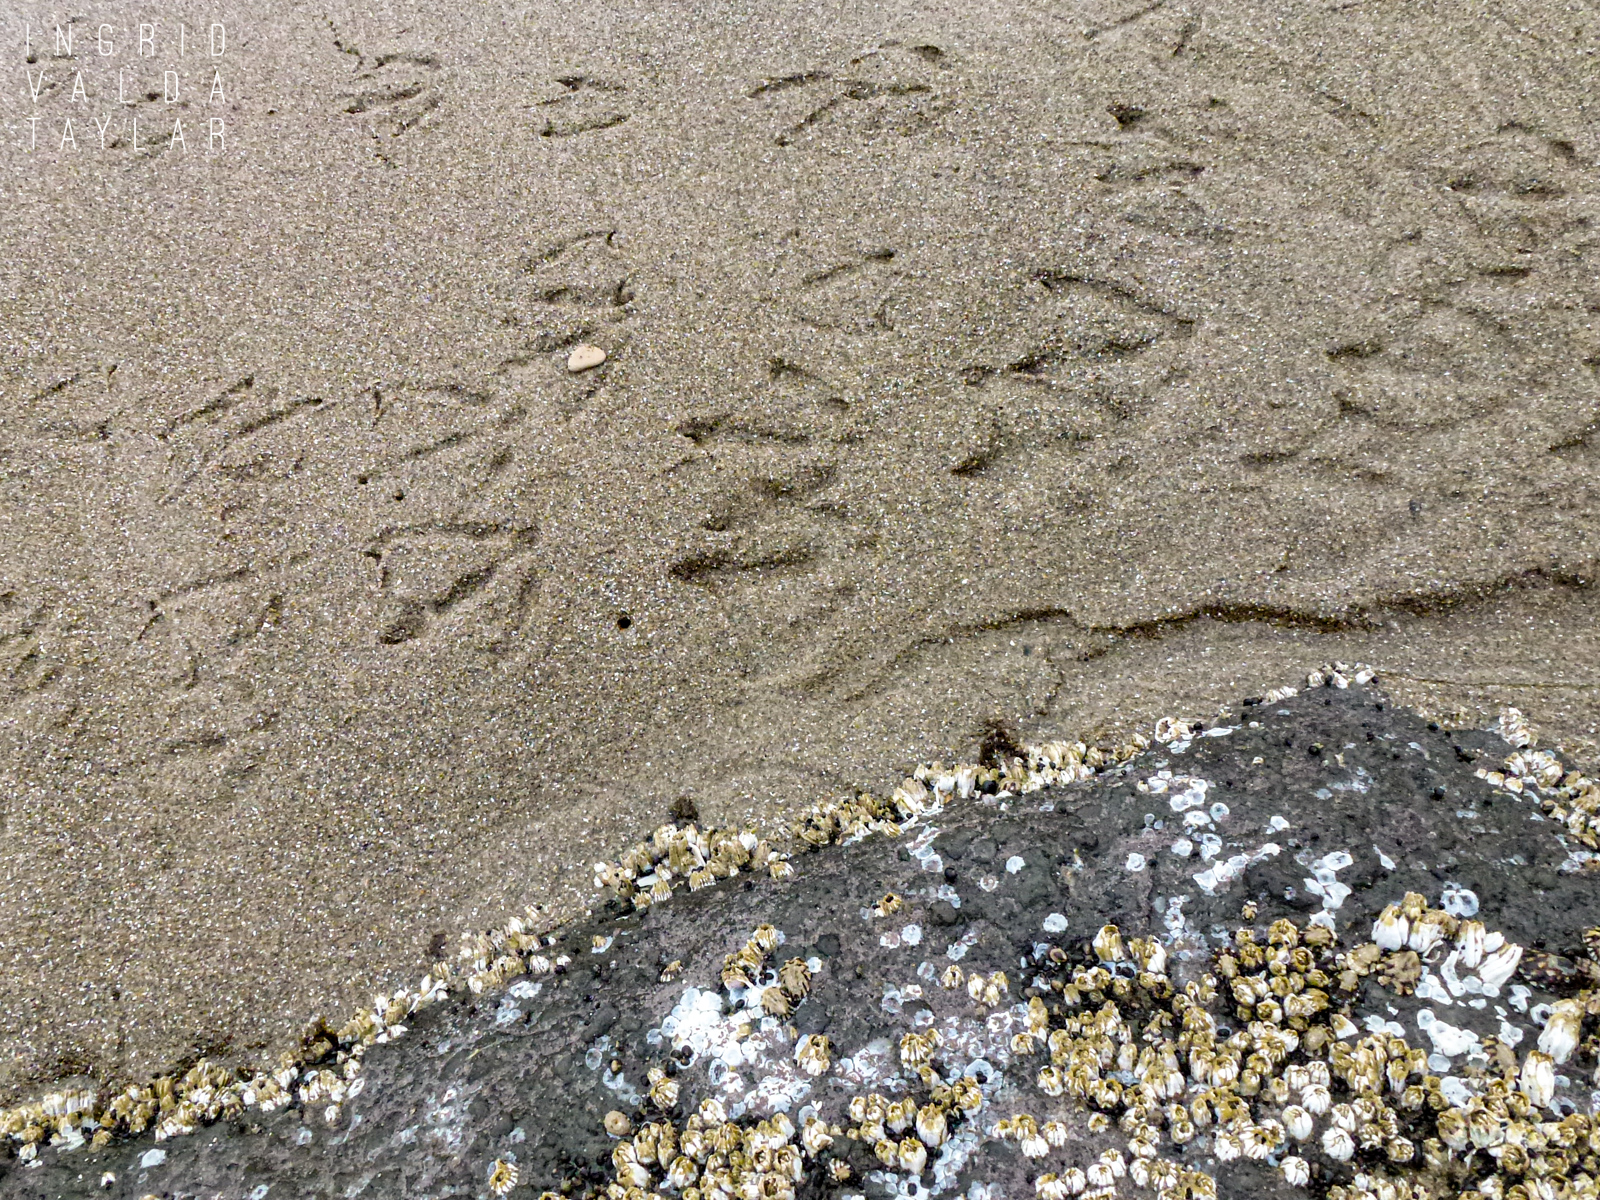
[1478,942,1523,991]
[1085,1158,1118,1189]
[1281,1156,1310,1187]
[801,1116,834,1157]
[666,1155,699,1189]
[1538,998,1584,1064]
[1019,1129,1049,1159]
[795,1034,832,1077]
[899,1029,941,1068]
[1321,1127,1355,1162]
[1408,911,1452,955]
[916,1104,948,1147]
[898,1135,928,1175]
[1519,1050,1556,1108]
[1372,904,1408,951]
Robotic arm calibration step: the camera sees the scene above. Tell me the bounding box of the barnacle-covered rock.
[11,677,1600,1200]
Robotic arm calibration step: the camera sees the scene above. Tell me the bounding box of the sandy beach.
[1,0,1598,1105]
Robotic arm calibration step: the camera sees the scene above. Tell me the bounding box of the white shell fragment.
[567,344,607,372]
[1440,884,1480,917]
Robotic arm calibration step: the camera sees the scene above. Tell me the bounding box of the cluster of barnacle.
[1355,893,1523,994]
[453,912,568,996]
[719,923,815,1020]
[1242,661,1375,710]
[1473,708,1600,852]
[845,1080,981,1174]
[941,964,1011,1008]
[595,823,796,911]
[533,1098,842,1200]
[540,1037,985,1200]
[1308,663,1379,691]
[978,906,1600,1200]
[0,906,575,1161]
[793,731,1157,855]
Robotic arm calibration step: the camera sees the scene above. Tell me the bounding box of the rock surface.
[5,682,1597,1200]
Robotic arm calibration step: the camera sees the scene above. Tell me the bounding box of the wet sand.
[1,0,1598,1104]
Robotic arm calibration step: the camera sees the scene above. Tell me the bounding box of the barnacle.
[897,1135,928,1174]
[1322,1126,1356,1161]
[1092,924,1126,964]
[795,1034,831,1078]
[1537,998,1584,1064]
[1376,950,1422,993]
[777,958,813,999]
[1281,1156,1310,1187]
[488,1158,519,1196]
[1520,1051,1556,1107]
[899,1029,941,1068]
[1373,903,1409,952]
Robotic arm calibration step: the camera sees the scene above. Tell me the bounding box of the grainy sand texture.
[1,0,1598,1102]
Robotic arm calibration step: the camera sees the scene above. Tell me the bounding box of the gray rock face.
[5,683,1598,1200]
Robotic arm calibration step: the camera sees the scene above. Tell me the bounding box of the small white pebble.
[567,344,606,372]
